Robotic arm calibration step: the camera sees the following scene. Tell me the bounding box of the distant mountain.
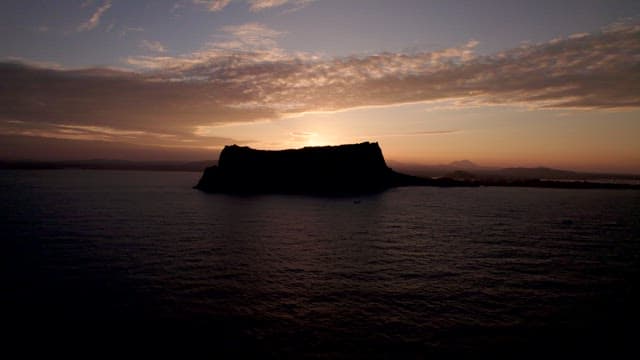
[386,160,486,178]
[388,161,640,182]
[448,160,479,169]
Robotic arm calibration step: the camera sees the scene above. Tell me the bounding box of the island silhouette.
[194,142,474,194]
[194,142,639,194]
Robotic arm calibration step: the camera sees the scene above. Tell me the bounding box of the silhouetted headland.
[194,142,640,194]
[194,142,471,194]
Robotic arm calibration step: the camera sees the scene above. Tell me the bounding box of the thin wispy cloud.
[126,22,290,68]
[221,22,285,39]
[140,40,167,53]
[119,26,144,37]
[192,0,316,13]
[77,0,112,32]
[354,130,459,140]
[2,22,639,149]
[249,0,289,11]
[193,0,231,12]
[384,130,459,137]
[280,0,316,14]
[218,22,285,48]
[568,32,590,39]
[249,0,315,12]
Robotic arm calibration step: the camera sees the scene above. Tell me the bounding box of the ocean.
[2,169,639,357]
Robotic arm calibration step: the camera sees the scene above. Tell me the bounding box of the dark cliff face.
[195,142,417,194]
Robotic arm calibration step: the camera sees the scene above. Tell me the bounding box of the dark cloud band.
[1,23,638,147]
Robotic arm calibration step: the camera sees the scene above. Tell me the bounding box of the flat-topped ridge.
[195,142,424,194]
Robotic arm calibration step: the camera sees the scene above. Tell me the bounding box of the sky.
[1,0,639,172]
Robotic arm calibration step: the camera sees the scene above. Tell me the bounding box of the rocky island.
[194,142,462,194]
[194,142,640,194]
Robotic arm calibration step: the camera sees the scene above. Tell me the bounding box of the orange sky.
[1,1,639,173]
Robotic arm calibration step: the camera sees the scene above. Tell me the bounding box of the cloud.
[2,22,639,154]
[0,134,227,161]
[248,0,315,12]
[140,40,167,53]
[355,129,458,139]
[221,22,285,39]
[192,0,316,13]
[125,22,290,69]
[568,32,589,39]
[385,130,459,137]
[193,0,231,12]
[249,0,289,11]
[119,26,144,37]
[77,0,112,32]
[218,22,285,48]
[3,56,63,70]
[290,131,315,137]
[280,0,316,14]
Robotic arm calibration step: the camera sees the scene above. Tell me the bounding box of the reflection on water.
[1,170,639,356]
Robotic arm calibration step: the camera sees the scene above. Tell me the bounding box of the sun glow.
[304,133,326,147]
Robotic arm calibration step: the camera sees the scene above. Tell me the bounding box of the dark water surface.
[2,170,639,357]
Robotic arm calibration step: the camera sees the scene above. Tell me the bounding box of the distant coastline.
[2,157,639,190]
[0,159,215,172]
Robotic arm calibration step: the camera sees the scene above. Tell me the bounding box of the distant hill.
[448,160,479,169]
[388,161,640,182]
